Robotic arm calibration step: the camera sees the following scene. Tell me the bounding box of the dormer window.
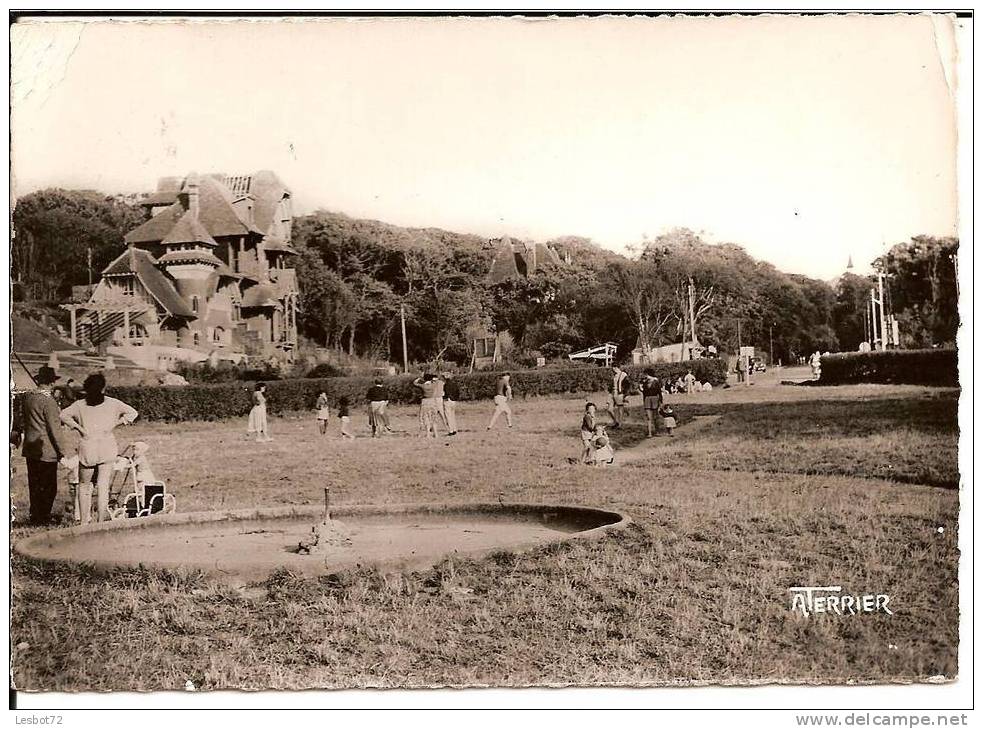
[191,295,200,313]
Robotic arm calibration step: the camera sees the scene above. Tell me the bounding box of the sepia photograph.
[6,9,970,715]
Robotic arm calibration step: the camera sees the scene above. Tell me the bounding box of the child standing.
[315,391,330,435]
[580,402,598,464]
[658,403,677,436]
[338,396,355,439]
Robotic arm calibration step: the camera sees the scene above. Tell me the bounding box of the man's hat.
[36,365,59,385]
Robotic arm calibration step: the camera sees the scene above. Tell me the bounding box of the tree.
[12,189,145,301]
[832,272,875,352]
[294,248,356,350]
[604,259,675,353]
[643,229,740,355]
[874,236,958,347]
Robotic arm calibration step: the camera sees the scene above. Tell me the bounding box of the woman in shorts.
[641,370,663,438]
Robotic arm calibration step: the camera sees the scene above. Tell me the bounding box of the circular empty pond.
[15,503,630,581]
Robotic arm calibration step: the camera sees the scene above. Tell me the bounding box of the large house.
[64,171,299,370]
[472,235,565,368]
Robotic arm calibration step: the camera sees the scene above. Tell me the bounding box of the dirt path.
[612,415,723,467]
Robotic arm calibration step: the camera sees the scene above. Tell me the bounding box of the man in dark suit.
[11,366,70,525]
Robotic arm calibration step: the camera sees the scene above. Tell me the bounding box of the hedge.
[820,349,958,387]
[83,358,726,422]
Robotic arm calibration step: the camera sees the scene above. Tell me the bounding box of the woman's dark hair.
[423,373,435,382]
[254,382,266,392]
[585,401,596,411]
[82,373,106,406]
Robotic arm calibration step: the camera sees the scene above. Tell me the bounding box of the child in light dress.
[658,403,677,436]
[131,441,159,485]
[592,426,615,465]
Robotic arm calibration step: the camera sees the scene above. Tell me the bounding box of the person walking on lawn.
[413,373,441,438]
[247,382,272,442]
[315,391,330,435]
[366,378,394,437]
[10,365,71,525]
[608,365,631,428]
[442,372,460,436]
[641,369,664,438]
[580,402,599,464]
[487,373,514,430]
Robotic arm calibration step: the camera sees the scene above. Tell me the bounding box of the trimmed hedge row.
[820,349,958,387]
[100,359,728,422]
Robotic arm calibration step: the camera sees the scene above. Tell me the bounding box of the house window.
[232,304,241,322]
[121,278,135,296]
[128,322,146,339]
[213,327,225,345]
[191,295,200,313]
[193,332,200,347]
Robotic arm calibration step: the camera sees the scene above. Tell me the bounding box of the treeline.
[11,188,959,365]
[292,214,844,366]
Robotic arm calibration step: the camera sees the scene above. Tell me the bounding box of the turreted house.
[64,171,299,370]
[473,235,565,368]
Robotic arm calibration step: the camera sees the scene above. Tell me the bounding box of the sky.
[10,14,960,280]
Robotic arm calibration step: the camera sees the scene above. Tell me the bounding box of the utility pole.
[87,246,93,286]
[869,290,879,350]
[688,278,697,351]
[878,272,889,350]
[737,318,742,350]
[399,303,409,374]
[769,324,774,366]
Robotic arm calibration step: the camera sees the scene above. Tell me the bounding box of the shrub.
[97,358,729,422]
[820,349,958,387]
[305,362,345,379]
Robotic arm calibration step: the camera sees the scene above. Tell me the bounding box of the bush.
[820,349,958,387]
[97,358,729,422]
[174,360,284,384]
[305,362,345,379]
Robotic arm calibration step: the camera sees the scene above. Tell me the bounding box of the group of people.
[597,365,680,441]
[246,372,516,442]
[11,366,139,526]
[579,366,683,466]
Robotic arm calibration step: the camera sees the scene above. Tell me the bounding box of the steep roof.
[487,236,521,283]
[140,191,179,207]
[263,236,297,255]
[157,249,225,267]
[487,236,564,283]
[241,284,278,308]
[160,210,218,247]
[246,170,289,235]
[99,248,195,318]
[125,175,251,244]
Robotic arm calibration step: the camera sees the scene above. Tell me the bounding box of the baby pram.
[108,442,177,520]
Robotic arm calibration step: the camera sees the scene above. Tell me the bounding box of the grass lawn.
[10,371,961,690]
